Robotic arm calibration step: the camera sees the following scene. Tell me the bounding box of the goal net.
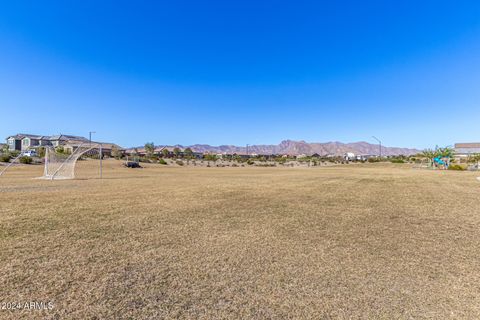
[40,143,103,180]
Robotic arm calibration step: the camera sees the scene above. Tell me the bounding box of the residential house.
[6,134,26,151]
[63,141,125,157]
[48,134,89,147]
[6,134,51,151]
[344,152,356,161]
[5,133,122,157]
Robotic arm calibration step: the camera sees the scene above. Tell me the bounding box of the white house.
[344,152,355,161]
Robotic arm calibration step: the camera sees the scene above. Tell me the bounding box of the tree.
[173,147,181,158]
[144,142,155,158]
[204,153,217,166]
[37,146,46,158]
[437,146,454,158]
[436,146,454,169]
[161,148,170,158]
[470,153,480,168]
[111,146,123,160]
[421,149,437,168]
[184,147,193,158]
[184,147,193,165]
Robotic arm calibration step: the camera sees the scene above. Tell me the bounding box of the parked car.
[21,150,37,157]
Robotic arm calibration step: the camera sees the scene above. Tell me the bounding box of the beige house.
[5,133,123,157]
[63,141,125,157]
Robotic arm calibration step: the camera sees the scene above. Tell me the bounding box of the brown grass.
[1,160,480,319]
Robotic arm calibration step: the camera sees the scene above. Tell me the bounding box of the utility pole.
[99,143,102,179]
[89,131,102,179]
[372,136,382,158]
[89,131,96,146]
[246,144,249,156]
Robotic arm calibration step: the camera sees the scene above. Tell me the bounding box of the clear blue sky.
[1,1,479,149]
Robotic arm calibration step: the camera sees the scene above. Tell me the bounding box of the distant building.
[344,152,355,161]
[454,143,480,158]
[5,133,122,155]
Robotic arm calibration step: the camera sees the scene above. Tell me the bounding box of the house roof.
[455,143,480,148]
[63,140,124,150]
[7,133,42,140]
[49,134,89,142]
[7,133,90,141]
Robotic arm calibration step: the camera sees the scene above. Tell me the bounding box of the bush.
[176,160,184,166]
[1,154,11,163]
[19,156,33,164]
[158,158,167,165]
[390,159,405,164]
[448,164,465,171]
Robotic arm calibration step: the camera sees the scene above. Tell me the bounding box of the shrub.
[19,156,33,164]
[448,164,465,171]
[390,159,405,164]
[158,158,167,165]
[1,154,11,163]
[176,160,184,166]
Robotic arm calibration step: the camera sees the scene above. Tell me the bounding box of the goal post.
[40,143,103,180]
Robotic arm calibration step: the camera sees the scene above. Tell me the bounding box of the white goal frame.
[40,143,103,180]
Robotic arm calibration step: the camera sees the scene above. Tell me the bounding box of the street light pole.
[89,131,96,146]
[372,136,382,158]
[88,131,102,179]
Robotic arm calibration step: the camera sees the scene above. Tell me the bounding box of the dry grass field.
[1,160,480,319]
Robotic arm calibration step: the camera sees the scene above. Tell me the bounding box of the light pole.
[89,131,96,146]
[372,136,382,158]
[88,131,102,179]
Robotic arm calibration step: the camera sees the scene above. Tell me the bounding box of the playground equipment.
[433,156,450,170]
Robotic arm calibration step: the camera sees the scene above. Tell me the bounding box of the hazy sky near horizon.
[1,1,479,148]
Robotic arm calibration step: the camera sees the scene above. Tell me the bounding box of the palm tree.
[437,146,454,158]
[436,146,454,169]
[421,149,437,168]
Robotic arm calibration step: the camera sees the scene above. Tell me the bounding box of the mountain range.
[137,140,420,156]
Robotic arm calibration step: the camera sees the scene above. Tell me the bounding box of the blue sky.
[1,1,479,148]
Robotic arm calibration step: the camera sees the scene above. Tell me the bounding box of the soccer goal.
[40,143,103,180]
